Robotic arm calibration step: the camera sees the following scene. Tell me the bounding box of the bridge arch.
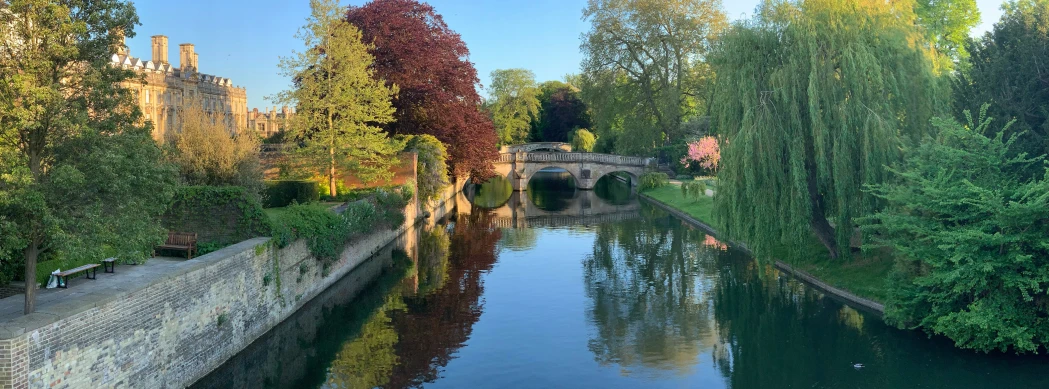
[487,144,656,192]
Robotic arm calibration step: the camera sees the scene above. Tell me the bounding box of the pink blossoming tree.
[682,136,720,172]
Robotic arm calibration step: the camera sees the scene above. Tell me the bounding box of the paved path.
[0,256,208,336]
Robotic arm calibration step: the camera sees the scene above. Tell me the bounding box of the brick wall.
[0,182,460,389]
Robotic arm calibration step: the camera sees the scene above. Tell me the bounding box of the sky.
[126,0,1009,109]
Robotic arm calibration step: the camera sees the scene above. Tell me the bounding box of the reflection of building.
[247,106,293,138]
[111,35,248,140]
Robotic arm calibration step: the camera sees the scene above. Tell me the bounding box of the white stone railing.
[495,152,653,167]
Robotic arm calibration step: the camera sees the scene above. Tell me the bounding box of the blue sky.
[126,0,1009,109]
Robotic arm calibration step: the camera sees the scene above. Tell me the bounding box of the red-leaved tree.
[346,0,499,179]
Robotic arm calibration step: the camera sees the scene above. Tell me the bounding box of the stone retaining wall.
[0,184,460,389]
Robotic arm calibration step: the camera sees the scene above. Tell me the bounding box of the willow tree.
[710,0,942,260]
[277,0,402,197]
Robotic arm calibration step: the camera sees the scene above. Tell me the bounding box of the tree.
[709,0,941,261]
[571,128,597,152]
[346,0,500,179]
[403,134,449,204]
[580,0,727,156]
[864,111,1049,353]
[486,69,540,145]
[533,80,591,143]
[682,136,719,172]
[278,0,403,198]
[915,0,981,69]
[0,0,176,313]
[166,100,263,195]
[956,0,1049,164]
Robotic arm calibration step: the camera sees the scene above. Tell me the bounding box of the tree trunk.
[810,216,839,260]
[329,146,337,198]
[23,241,39,314]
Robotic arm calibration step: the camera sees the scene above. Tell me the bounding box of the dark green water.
[193,171,1049,389]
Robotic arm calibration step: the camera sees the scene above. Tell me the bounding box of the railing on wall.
[495,152,654,167]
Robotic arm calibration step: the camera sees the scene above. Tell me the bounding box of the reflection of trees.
[470,176,512,208]
[383,210,503,388]
[584,208,721,376]
[498,227,539,251]
[527,170,576,211]
[593,174,635,205]
[326,294,406,388]
[416,225,451,295]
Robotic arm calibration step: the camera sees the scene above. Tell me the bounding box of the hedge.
[163,186,272,248]
[264,180,319,208]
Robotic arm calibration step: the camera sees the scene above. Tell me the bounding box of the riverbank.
[639,186,889,314]
[0,183,460,389]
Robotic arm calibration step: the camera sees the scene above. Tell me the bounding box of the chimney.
[193,53,199,71]
[179,43,195,72]
[151,35,168,64]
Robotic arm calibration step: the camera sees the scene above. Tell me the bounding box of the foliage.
[264,180,320,208]
[675,175,694,181]
[532,80,591,143]
[166,99,263,196]
[709,0,942,261]
[403,134,450,203]
[580,0,727,156]
[570,128,597,152]
[0,0,177,312]
[164,186,272,248]
[347,0,501,179]
[864,112,1049,353]
[680,181,707,202]
[956,0,1049,164]
[277,0,403,197]
[269,185,412,262]
[682,136,720,172]
[486,69,541,145]
[638,172,669,191]
[915,0,981,70]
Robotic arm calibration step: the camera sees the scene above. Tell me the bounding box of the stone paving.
[0,257,189,328]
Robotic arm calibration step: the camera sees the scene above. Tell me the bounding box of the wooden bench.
[55,264,101,289]
[102,257,116,273]
[155,232,197,259]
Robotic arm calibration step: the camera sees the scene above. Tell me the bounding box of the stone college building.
[111,35,248,141]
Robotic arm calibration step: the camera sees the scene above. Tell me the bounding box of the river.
[192,170,1049,389]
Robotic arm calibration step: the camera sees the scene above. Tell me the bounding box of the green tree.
[0,0,175,313]
[532,80,591,143]
[277,0,403,197]
[403,134,449,204]
[956,0,1049,164]
[864,111,1049,353]
[486,69,541,145]
[710,0,942,261]
[915,0,981,69]
[581,0,727,156]
[571,128,598,152]
[166,99,263,196]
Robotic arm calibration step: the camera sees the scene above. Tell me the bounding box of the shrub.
[165,99,264,197]
[675,174,694,181]
[864,112,1049,353]
[403,134,450,203]
[269,203,349,262]
[264,180,319,208]
[638,172,669,191]
[163,186,271,249]
[570,128,597,152]
[681,181,707,201]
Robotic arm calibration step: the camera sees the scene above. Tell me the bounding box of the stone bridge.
[457,189,642,229]
[489,144,656,191]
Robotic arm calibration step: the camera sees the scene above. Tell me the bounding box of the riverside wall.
[0,183,460,389]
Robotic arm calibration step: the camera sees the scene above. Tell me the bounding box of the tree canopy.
[486,69,541,145]
[580,0,727,156]
[709,0,942,260]
[346,0,500,179]
[533,80,591,143]
[166,100,263,196]
[915,0,981,69]
[864,111,1049,353]
[0,0,175,313]
[278,0,402,197]
[956,0,1049,164]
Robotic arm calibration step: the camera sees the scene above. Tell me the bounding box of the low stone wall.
[638,193,885,316]
[0,184,460,389]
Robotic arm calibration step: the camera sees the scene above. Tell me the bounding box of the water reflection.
[526,169,576,211]
[197,173,1049,389]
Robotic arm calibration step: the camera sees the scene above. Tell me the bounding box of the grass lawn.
[643,184,892,303]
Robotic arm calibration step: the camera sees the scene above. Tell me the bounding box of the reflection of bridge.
[458,189,642,229]
[491,143,656,191]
